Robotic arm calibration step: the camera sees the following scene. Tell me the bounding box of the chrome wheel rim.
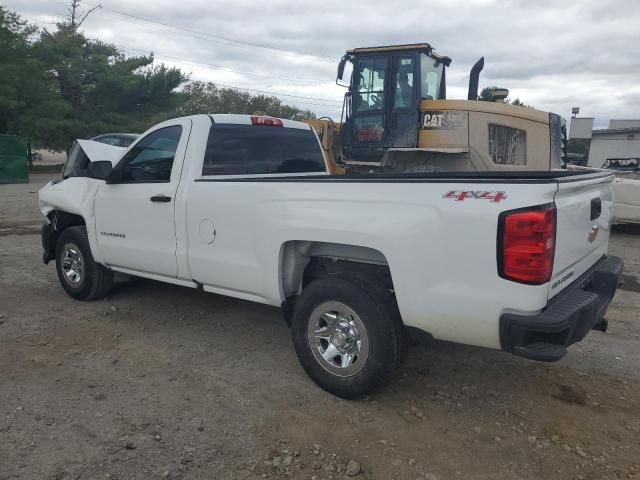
[61,243,84,287]
[307,301,369,377]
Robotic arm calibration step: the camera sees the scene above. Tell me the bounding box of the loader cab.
[337,43,451,164]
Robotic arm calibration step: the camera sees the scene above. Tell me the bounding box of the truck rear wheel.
[291,272,405,399]
[55,226,113,301]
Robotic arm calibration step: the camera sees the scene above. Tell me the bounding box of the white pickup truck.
[39,114,623,398]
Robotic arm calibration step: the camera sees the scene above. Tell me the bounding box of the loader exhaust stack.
[468,57,485,100]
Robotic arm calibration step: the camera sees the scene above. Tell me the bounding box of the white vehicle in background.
[568,162,640,224]
[38,114,623,398]
[611,174,640,224]
[603,159,640,224]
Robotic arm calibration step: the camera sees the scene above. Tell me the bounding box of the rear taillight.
[498,205,556,284]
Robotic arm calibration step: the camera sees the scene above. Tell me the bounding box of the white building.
[587,120,640,168]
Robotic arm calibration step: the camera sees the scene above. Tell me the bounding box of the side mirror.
[337,57,346,81]
[336,55,352,87]
[87,161,113,180]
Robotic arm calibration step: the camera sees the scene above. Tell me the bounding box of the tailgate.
[549,171,615,299]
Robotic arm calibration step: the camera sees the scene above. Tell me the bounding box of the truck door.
[94,118,192,278]
[385,54,420,149]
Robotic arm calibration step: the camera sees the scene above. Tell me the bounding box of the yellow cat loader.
[309,43,567,174]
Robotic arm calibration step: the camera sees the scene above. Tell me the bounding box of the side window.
[120,126,182,182]
[393,57,414,109]
[354,57,388,112]
[488,124,527,165]
[202,124,325,176]
[420,53,444,100]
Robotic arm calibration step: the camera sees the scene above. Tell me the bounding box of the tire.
[291,272,406,399]
[55,226,113,301]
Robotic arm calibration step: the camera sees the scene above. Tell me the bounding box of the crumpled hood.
[39,140,126,219]
[77,139,126,165]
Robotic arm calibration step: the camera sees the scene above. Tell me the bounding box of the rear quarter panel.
[184,179,558,349]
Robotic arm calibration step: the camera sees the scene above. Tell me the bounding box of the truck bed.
[195,170,611,183]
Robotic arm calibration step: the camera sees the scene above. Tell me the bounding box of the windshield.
[420,54,445,100]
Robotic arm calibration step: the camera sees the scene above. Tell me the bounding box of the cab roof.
[346,43,451,66]
[208,114,312,130]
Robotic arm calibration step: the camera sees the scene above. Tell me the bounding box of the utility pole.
[68,0,102,30]
[69,0,80,27]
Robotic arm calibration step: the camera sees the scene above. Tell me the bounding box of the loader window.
[420,54,444,100]
[354,56,388,112]
[393,57,414,109]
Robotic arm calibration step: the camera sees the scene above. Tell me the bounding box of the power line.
[114,43,330,86]
[184,74,342,111]
[92,42,343,105]
[189,80,343,110]
[43,1,341,92]
[183,77,342,106]
[38,1,344,111]
[111,46,342,107]
[99,7,336,63]
[45,0,336,63]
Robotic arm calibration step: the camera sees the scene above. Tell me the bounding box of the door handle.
[150,195,172,203]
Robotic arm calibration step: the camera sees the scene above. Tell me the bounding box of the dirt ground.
[1,174,639,480]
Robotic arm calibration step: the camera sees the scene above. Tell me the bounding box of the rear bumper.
[500,255,624,362]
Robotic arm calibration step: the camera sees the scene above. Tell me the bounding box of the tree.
[0,5,317,152]
[33,23,187,149]
[0,6,33,132]
[177,82,316,121]
[0,7,69,141]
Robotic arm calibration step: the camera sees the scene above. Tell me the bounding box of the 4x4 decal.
[443,190,507,203]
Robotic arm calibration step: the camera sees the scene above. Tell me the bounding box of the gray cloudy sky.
[8,0,640,127]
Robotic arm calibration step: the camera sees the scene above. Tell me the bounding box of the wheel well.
[43,210,86,260]
[280,241,394,299]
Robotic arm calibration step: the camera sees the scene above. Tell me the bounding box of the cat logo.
[422,110,467,130]
[423,112,444,129]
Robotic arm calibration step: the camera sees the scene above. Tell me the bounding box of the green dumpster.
[0,135,29,184]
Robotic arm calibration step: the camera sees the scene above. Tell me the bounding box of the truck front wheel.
[55,226,113,301]
[291,272,405,399]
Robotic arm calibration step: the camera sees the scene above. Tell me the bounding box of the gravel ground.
[1,174,639,480]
